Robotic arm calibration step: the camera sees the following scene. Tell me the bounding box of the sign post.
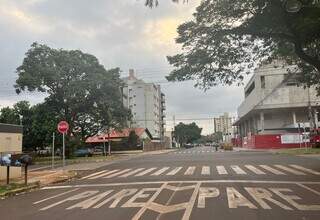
[57,121,69,169]
[52,132,55,169]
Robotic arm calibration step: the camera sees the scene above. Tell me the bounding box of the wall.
[143,141,166,152]
[243,134,306,149]
[0,131,23,180]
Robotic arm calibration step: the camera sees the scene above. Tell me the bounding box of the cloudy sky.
[0,0,247,134]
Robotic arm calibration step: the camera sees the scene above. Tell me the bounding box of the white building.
[234,61,320,139]
[122,70,166,140]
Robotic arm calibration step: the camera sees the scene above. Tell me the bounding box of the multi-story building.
[214,113,234,142]
[234,61,320,148]
[214,113,233,135]
[122,69,166,140]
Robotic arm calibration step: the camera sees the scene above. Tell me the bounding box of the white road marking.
[135,168,157,176]
[259,165,286,175]
[67,190,113,210]
[151,167,170,176]
[81,170,108,180]
[198,187,219,208]
[119,168,145,177]
[245,165,266,175]
[166,167,183,176]
[90,170,119,179]
[41,180,320,190]
[245,187,292,210]
[94,189,138,208]
[216,166,228,175]
[201,166,210,175]
[40,191,99,211]
[297,183,320,196]
[104,169,132,178]
[227,187,257,209]
[289,165,320,175]
[231,165,247,175]
[184,166,196,175]
[274,165,306,175]
[34,188,80,204]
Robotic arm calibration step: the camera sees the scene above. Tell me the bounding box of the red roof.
[86,128,148,143]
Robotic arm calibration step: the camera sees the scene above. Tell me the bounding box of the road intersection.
[1,146,320,220]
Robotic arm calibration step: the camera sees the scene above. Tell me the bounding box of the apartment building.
[234,61,320,148]
[122,69,166,140]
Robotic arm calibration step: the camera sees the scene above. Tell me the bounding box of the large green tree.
[15,43,131,142]
[174,122,202,145]
[160,0,320,91]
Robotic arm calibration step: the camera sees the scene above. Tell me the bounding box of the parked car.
[74,148,93,157]
[184,143,194,149]
[92,146,104,155]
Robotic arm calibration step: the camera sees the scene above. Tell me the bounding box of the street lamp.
[283,0,303,13]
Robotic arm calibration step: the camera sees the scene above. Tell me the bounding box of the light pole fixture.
[283,0,303,13]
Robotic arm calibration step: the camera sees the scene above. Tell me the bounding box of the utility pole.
[52,132,55,169]
[308,87,314,130]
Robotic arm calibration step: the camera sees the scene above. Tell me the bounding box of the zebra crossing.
[81,164,320,180]
[173,150,220,154]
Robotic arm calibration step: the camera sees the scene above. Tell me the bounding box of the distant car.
[92,146,104,155]
[74,148,93,157]
[184,143,194,149]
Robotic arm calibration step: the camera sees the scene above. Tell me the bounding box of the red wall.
[242,134,307,149]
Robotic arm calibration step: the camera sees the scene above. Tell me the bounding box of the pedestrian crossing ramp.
[81,164,320,180]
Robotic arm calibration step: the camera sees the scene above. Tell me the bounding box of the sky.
[0,0,246,135]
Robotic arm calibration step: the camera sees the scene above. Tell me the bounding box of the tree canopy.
[174,122,202,144]
[164,0,320,91]
[15,43,131,141]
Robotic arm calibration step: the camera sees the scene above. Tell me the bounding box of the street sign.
[58,121,69,134]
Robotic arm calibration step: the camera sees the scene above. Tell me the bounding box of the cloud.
[0,0,245,134]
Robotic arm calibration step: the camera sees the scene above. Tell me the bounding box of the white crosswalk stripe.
[231,165,247,174]
[104,169,132,178]
[89,170,120,179]
[184,166,196,175]
[216,166,228,175]
[274,165,306,175]
[135,168,157,176]
[245,165,266,175]
[166,167,183,176]
[289,165,320,175]
[80,164,319,180]
[201,166,210,175]
[119,168,145,177]
[81,170,108,179]
[151,167,170,176]
[259,165,286,175]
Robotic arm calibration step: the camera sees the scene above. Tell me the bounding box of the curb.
[0,183,40,199]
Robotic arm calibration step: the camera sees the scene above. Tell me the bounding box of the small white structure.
[0,123,23,180]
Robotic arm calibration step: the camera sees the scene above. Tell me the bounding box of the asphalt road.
[1,146,320,220]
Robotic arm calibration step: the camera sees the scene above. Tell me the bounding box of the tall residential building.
[122,69,166,140]
[214,113,233,135]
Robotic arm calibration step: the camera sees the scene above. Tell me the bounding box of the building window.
[245,82,255,97]
[260,76,265,89]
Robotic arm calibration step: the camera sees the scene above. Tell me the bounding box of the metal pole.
[62,132,65,168]
[52,132,55,169]
[108,129,111,156]
[24,165,28,185]
[298,123,302,148]
[303,123,307,148]
[103,137,106,156]
[6,166,10,185]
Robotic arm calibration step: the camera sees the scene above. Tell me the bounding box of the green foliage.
[174,122,202,144]
[127,130,139,148]
[165,0,320,91]
[15,43,131,142]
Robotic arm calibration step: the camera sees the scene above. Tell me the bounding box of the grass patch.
[0,183,38,196]
[275,148,320,155]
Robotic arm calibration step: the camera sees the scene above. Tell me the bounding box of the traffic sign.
[57,121,69,134]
